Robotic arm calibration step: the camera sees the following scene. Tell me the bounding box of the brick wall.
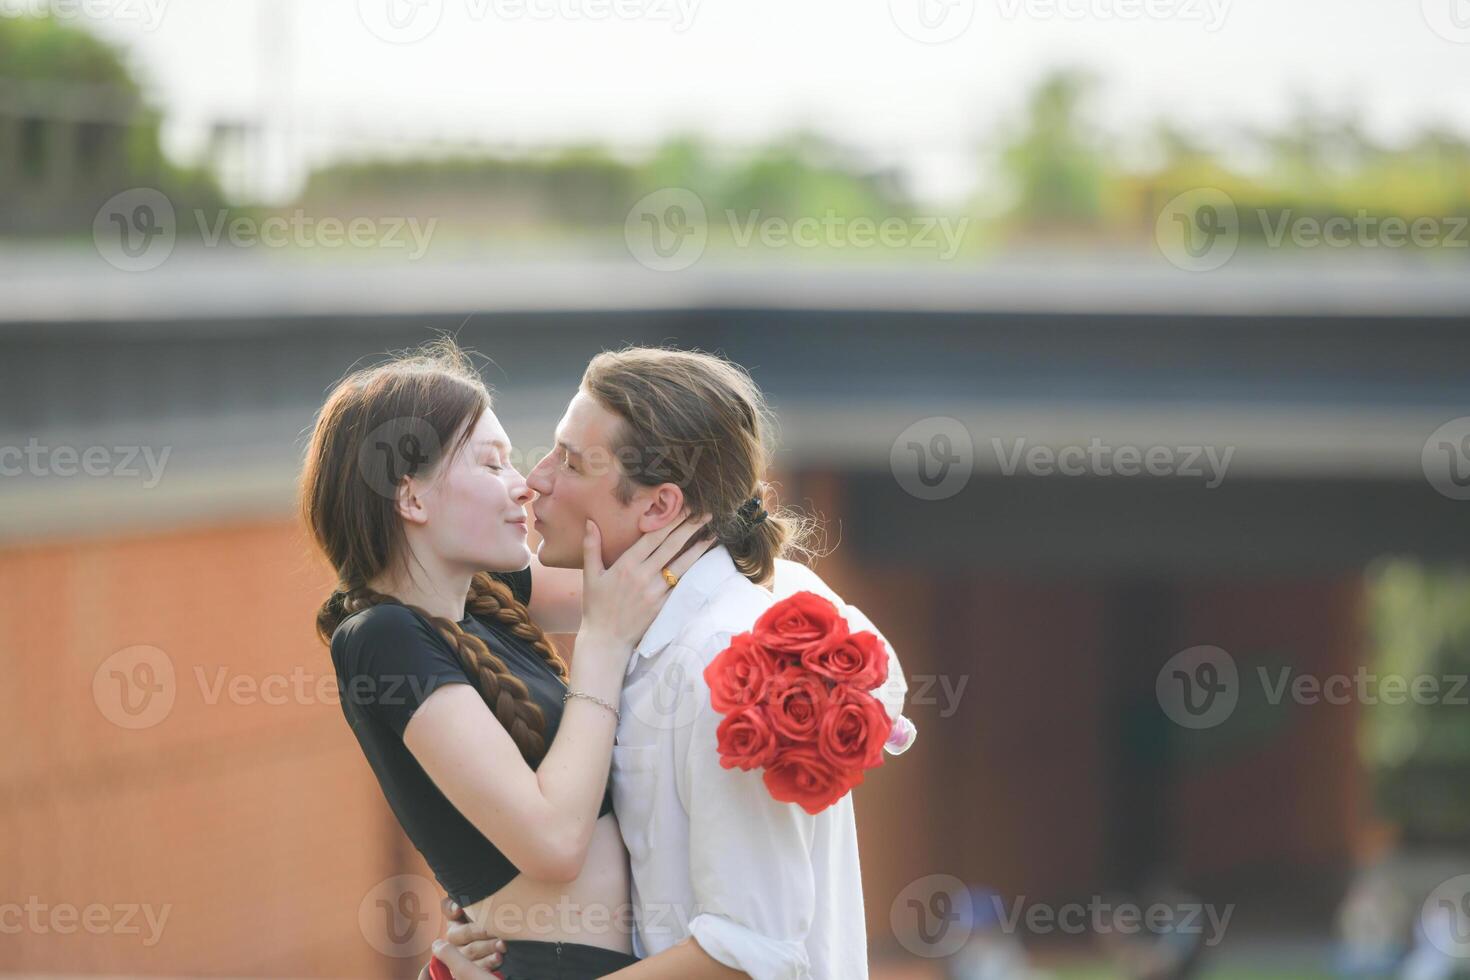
[0,519,421,977]
[0,510,1368,974]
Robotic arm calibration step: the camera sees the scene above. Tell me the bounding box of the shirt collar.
[630,543,746,671]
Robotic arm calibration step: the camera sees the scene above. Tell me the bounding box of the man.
[433,347,909,979]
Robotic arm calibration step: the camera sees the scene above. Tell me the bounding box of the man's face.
[526,389,649,569]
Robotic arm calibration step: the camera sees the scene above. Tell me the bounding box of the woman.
[302,339,711,978]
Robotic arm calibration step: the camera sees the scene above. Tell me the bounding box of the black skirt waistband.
[495,938,640,979]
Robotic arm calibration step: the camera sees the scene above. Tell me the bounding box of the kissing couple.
[302,340,916,979]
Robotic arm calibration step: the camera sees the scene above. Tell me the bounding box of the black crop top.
[329,568,615,907]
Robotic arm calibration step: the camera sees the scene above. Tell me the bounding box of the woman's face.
[414,408,534,573]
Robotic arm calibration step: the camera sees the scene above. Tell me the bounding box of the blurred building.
[0,79,142,233]
[3,253,1470,975]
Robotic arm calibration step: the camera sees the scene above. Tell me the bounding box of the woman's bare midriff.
[463,811,634,954]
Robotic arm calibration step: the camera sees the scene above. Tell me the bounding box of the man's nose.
[526,454,552,494]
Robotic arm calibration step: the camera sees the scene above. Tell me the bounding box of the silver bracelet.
[563,689,620,722]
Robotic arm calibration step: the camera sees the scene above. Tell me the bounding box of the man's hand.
[414,897,506,979]
[416,939,498,980]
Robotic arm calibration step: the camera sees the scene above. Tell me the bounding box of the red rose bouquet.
[703,591,894,815]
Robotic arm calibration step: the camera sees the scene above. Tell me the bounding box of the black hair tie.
[737,494,768,528]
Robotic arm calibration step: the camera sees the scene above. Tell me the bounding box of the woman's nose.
[510,472,534,505]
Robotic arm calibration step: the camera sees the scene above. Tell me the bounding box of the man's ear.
[393,477,431,526]
[635,483,687,533]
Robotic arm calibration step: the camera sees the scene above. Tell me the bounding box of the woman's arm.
[405,515,711,882]
[403,638,621,882]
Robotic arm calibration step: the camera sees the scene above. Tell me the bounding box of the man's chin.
[535,539,583,570]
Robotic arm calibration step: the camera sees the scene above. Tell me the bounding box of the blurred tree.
[0,13,138,86]
[298,129,913,252]
[7,41,1469,259]
[713,130,911,222]
[1364,560,1470,844]
[302,147,640,230]
[998,70,1109,234]
[0,16,220,235]
[641,134,719,199]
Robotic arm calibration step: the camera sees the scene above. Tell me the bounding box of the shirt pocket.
[610,743,659,864]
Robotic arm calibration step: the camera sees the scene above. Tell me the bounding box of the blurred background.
[3,0,1470,976]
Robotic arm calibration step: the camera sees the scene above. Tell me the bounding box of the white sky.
[70,0,1470,201]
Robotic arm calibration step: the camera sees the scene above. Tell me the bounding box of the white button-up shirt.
[611,545,907,980]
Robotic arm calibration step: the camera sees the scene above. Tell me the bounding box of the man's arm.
[427,934,742,980]
[601,937,746,978]
[525,552,585,633]
[429,911,743,980]
[666,642,821,979]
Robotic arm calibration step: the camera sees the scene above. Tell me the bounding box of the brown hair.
[581,346,813,586]
[301,339,567,763]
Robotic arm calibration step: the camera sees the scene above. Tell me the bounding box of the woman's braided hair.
[302,340,566,764]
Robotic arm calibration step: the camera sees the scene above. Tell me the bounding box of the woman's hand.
[578,512,712,650]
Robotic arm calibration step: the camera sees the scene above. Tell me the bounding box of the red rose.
[762,746,861,815]
[752,591,849,663]
[765,667,829,743]
[715,707,779,771]
[704,632,779,714]
[801,630,889,691]
[818,686,891,771]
